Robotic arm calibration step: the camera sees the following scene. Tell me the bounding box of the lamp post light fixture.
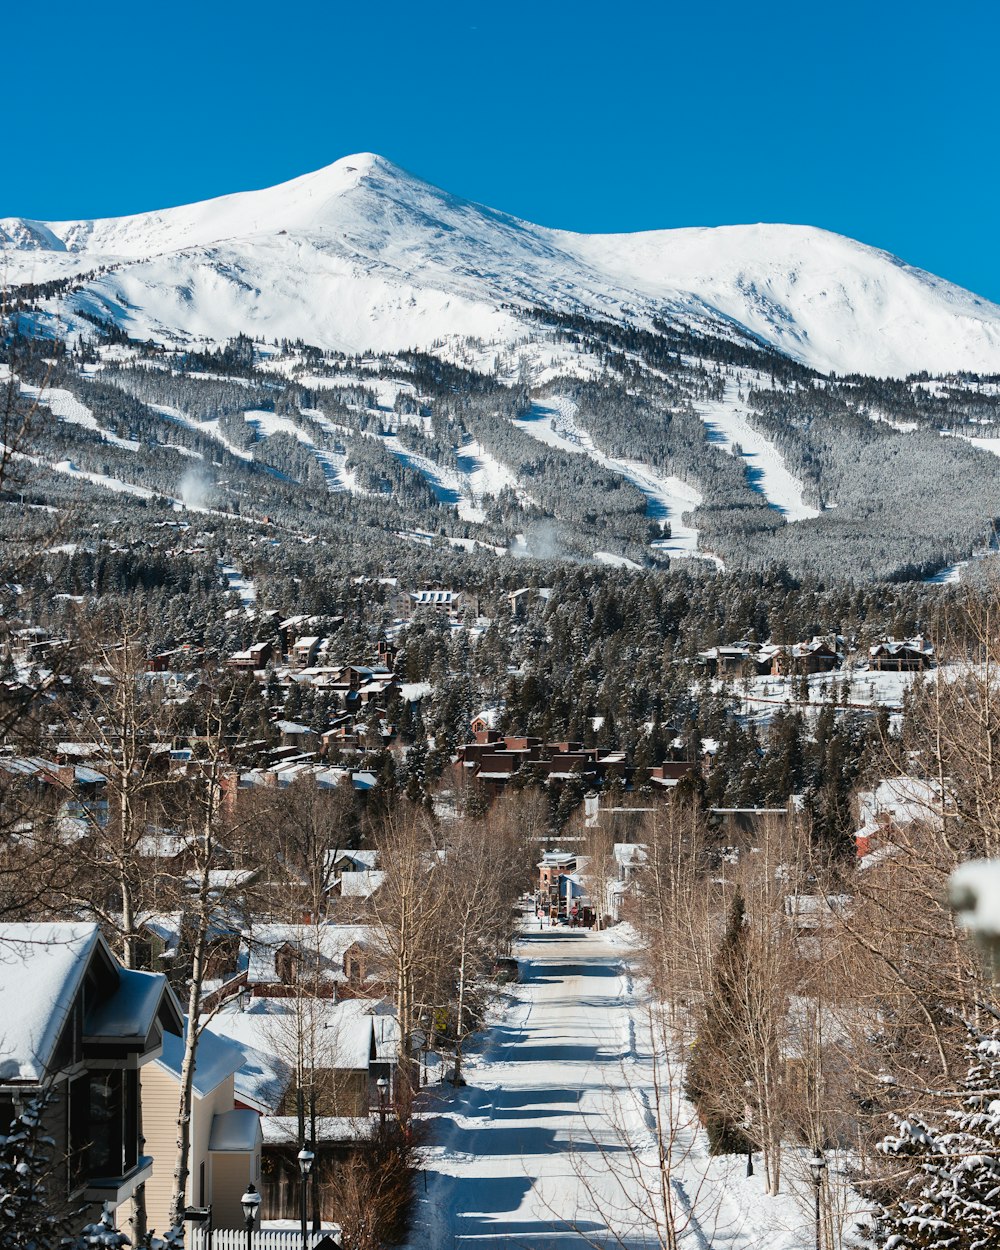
[297,1147,315,1250]
[808,1152,826,1250]
[240,1183,261,1250]
[376,1075,389,1129]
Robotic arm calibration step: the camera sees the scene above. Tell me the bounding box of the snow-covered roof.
[157,1022,245,1098]
[0,923,180,1083]
[213,997,390,1076]
[244,923,375,986]
[869,636,934,657]
[856,776,943,839]
[399,682,433,702]
[274,720,315,736]
[339,871,386,899]
[331,849,379,871]
[85,967,169,1042]
[613,844,648,868]
[208,1108,261,1153]
[230,1036,292,1113]
[74,764,108,785]
[0,923,101,1081]
[410,590,460,604]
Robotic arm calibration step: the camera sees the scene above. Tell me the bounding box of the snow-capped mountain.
[5,153,1000,378]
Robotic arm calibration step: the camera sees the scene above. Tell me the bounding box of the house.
[537,851,593,920]
[244,924,379,999]
[272,719,318,751]
[409,589,464,616]
[783,894,851,937]
[507,587,552,618]
[135,914,242,996]
[854,776,944,860]
[141,1024,262,1232]
[225,641,274,671]
[759,636,844,677]
[291,636,322,669]
[0,922,183,1222]
[697,643,756,679]
[329,849,379,876]
[454,734,628,796]
[605,843,648,922]
[211,997,400,1221]
[868,636,935,672]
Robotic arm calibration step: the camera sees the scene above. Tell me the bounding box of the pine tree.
[0,1097,78,1250]
[685,889,754,1155]
[869,1032,1000,1250]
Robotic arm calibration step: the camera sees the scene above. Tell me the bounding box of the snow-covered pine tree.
[0,1097,79,1250]
[869,1032,1000,1249]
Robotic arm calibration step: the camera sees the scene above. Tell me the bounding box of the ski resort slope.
[5,153,1000,376]
[410,928,848,1249]
[697,383,821,521]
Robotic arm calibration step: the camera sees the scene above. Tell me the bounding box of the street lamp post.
[240,1183,261,1250]
[376,1075,389,1131]
[808,1152,826,1250]
[297,1146,315,1250]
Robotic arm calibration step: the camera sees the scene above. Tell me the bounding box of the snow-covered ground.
[696,384,820,523]
[409,928,854,1249]
[11,374,140,451]
[723,666,925,736]
[149,403,254,462]
[219,563,256,612]
[515,398,717,563]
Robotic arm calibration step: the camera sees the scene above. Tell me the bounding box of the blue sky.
[6,1,1000,298]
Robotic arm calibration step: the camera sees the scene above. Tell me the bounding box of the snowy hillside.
[5,153,1000,377]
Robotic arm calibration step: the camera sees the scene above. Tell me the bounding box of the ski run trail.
[408,927,855,1250]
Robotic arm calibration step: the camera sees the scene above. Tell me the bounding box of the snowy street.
[411,928,641,1248]
[409,928,839,1250]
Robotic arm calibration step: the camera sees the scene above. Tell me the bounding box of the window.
[88,1072,123,1178]
[68,1069,139,1187]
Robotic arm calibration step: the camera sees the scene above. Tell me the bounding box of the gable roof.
[0,923,100,1081]
[0,923,182,1083]
[156,1022,245,1098]
[244,924,375,987]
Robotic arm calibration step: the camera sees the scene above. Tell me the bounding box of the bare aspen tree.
[166,674,248,1226]
[445,808,527,1083]
[368,805,449,1122]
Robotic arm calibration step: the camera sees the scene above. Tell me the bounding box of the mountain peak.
[4,157,1000,376]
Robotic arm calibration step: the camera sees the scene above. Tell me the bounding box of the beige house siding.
[211,1151,260,1230]
[138,1062,181,1232]
[139,1064,238,1230]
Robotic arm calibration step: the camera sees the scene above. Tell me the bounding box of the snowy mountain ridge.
[5,153,1000,377]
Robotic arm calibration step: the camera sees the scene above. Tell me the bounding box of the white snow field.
[5,153,1000,377]
[410,928,849,1250]
[696,384,820,522]
[515,399,713,561]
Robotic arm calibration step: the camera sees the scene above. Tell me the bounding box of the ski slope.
[697,384,821,522]
[10,375,139,452]
[515,399,711,560]
[410,928,851,1249]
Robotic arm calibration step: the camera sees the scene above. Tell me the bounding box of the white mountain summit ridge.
[4,152,1000,377]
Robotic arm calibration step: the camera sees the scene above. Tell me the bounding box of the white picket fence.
[190,1231,336,1250]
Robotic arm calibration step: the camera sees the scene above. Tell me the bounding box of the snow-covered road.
[411,929,640,1248]
[408,927,849,1250]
